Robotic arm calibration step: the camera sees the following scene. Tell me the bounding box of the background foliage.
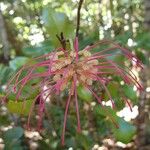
[0,0,150,149]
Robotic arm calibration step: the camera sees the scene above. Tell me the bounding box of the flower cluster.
[4,37,143,145]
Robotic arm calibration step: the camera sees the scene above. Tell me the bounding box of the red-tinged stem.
[27,94,40,130]
[91,46,118,56]
[85,39,143,68]
[95,65,116,69]
[61,81,74,146]
[5,66,25,92]
[87,51,136,68]
[54,70,70,93]
[32,79,55,90]
[84,55,142,90]
[84,39,113,51]
[102,106,119,128]
[14,64,49,86]
[104,59,132,83]
[31,78,53,90]
[16,68,35,100]
[37,96,45,130]
[123,97,133,112]
[6,62,53,96]
[85,84,102,104]
[97,67,142,91]
[112,44,143,69]
[54,65,73,94]
[15,61,73,89]
[6,51,57,89]
[74,37,79,62]
[97,71,115,75]
[27,85,55,129]
[80,80,119,128]
[83,53,114,63]
[6,51,65,97]
[73,74,81,132]
[96,75,115,108]
[13,72,50,92]
[95,63,138,81]
[82,70,115,108]
[48,52,57,74]
[104,59,143,90]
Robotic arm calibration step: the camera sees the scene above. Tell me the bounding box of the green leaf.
[113,118,136,144]
[103,82,125,110]
[9,57,30,71]
[3,127,24,141]
[0,64,13,85]
[42,7,74,46]
[38,140,51,150]
[94,105,118,122]
[122,85,137,103]
[22,40,54,57]
[104,82,119,99]
[77,85,92,102]
[7,99,33,116]
[135,31,150,50]
[3,127,24,150]
[76,133,93,150]
[115,31,132,44]
[94,105,136,143]
[136,50,149,65]
[0,115,10,126]
[114,98,125,110]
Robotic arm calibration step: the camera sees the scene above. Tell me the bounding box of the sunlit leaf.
[42,7,74,46]
[94,105,118,122]
[7,99,33,116]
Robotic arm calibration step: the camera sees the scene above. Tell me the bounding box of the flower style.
[4,37,143,145]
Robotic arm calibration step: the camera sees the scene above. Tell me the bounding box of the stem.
[76,0,84,37]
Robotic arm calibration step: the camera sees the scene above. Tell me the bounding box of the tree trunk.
[135,1,150,149]
[144,0,150,29]
[0,9,10,61]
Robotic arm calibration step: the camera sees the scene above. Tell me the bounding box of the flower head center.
[51,49,98,91]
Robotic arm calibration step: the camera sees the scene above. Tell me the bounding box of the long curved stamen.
[81,71,115,108]
[73,74,81,132]
[85,40,143,68]
[81,82,119,128]
[5,37,143,146]
[27,85,55,129]
[61,81,74,146]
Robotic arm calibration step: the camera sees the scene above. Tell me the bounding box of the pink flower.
[4,37,143,145]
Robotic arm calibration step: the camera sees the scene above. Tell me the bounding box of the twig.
[76,0,84,37]
[56,32,69,50]
[56,0,84,47]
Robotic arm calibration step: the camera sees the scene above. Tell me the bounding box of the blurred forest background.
[0,0,150,150]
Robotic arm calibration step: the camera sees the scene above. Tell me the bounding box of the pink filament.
[61,81,74,146]
[73,74,81,132]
